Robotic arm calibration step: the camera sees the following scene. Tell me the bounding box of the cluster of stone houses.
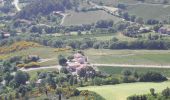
[66,53,89,75]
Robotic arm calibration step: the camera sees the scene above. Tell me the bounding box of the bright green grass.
[98,66,170,77]
[78,81,170,100]
[85,49,170,65]
[62,10,122,26]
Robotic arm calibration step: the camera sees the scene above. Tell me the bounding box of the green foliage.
[162,87,170,98]
[17,0,73,19]
[139,71,167,82]
[58,55,67,66]
[127,95,147,100]
[14,71,30,87]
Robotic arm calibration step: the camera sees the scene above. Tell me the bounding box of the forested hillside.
[16,0,75,19]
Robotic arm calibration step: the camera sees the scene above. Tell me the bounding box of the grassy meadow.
[85,49,170,65]
[78,81,170,100]
[127,4,170,21]
[0,47,72,66]
[62,10,122,26]
[1,46,170,66]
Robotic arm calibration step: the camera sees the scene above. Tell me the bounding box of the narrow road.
[60,13,68,25]
[19,65,60,72]
[92,64,170,68]
[19,63,170,72]
[13,0,21,11]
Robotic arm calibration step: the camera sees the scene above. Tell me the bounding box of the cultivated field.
[79,81,170,100]
[127,4,170,21]
[85,49,170,65]
[62,10,122,26]
[2,46,170,66]
[91,0,170,6]
[98,66,170,77]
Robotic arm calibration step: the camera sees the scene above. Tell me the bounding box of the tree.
[123,12,130,21]
[130,15,136,22]
[117,4,126,9]
[139,72,167,82]
[78,68,86,78]
[3,61,12,72]
[95,20,114,28]
[58,55,67,66]
[69,76,74,86]
[56,88,62,100]
[150,88,155,96]
[4,72,13,85]
[162,87,170,98]
[18,85,31,97]
[14,71,30,87]
[121,69,132,76]
[77,30,82,35]
[136,17,144,24]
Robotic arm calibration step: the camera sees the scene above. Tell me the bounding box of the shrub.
[17,64,25,68]
[162,87,170,98]
[122,76,137,83]
[122,69,132,76]
[0,41,40,54]
[127,95,147,100]
[139,72,167,82]
[105,77,119,85]
[24,62,40,69]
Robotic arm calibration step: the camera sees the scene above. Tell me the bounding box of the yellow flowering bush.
[0,41,41,54]
[24,62,40,69]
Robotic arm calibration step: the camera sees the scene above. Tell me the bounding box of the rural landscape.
[1,0,170,100]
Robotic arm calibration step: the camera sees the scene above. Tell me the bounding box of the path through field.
[19,63,170,72]
[19,65,60,72]
[13,0,21,11]
[92,64,170,68]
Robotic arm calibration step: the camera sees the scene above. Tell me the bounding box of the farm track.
[92,64,170,68]
[13,0,21,11]
[20,63,170,72]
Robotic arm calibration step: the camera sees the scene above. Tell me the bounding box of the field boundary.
[92,64,170,68]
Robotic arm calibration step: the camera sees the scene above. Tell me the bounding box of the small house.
[0,31,10,38]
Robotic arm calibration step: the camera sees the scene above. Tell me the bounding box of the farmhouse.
[67,52,88,75]
[0,31,10,38]
[138,26,151,33]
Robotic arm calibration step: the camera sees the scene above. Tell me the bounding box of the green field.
[62,10,122,26]
[0,47,72,66]
[91,0,170,6]
[79,81,170,100]
[127,4,170,20]
[85,49,170,65]
[98,66,170,77]
[2,47,170,66]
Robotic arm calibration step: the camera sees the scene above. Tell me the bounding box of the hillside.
[1,0,170,100]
